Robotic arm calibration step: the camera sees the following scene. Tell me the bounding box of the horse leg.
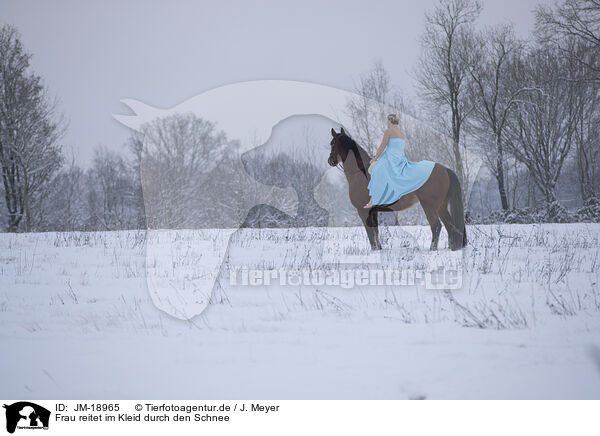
[358,209,380,250]
[420,201,442,251]
[438,197,457,250]
[367,208,381,250]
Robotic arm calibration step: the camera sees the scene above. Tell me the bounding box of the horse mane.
[339,133,370,178]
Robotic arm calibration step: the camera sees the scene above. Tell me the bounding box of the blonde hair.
[387,114,399,125]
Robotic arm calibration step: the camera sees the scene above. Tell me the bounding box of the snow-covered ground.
[1,224,599,399]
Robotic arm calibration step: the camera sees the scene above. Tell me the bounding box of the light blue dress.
[368,137,435,205]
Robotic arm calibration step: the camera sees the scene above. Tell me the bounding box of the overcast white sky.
[1,0,545,166]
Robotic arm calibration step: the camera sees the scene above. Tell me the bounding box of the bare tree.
[132,113,239,229]
[536,0,600,208]
[536,0,600,79]
[504,44,580,217]
[346,60,408,156]
[85,146,139,230]
[571,54,600,205]
[467,24,526,210]
[0,25,64,232]
[35,154,86,231]
[416,0,482,188]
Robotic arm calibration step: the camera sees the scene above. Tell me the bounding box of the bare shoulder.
[389,127,405,138]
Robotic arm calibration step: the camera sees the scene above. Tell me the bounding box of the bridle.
[330,134,368,177]
[329,135,343,168]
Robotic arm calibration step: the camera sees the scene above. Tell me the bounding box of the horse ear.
[340,127,346,135]
[331,128,338,137]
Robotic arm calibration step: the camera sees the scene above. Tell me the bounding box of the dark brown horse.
[328,128,467,251]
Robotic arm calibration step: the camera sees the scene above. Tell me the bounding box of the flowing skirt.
[368,142,435,205]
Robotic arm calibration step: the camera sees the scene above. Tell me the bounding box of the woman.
[364,114,435,208]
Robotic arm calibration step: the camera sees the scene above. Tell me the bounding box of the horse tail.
[447,168,467,250]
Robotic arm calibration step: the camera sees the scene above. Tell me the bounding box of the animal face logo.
[112,80,361,319]
[3,402,50,434]
[112,80,471,319]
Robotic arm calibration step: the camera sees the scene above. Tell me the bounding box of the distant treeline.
[0,0,599,232]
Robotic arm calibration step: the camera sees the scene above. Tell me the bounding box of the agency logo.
[3,402,50,434]
[112,80,475,319]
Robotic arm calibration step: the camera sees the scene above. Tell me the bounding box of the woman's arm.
[371,129,391,163]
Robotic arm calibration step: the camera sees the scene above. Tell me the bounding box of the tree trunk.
[451,101,465,186]
[3,163,22,232]
[495,136,509,211]
[542,180,560,220]
[24,170,31,232]
[576,136,596,205]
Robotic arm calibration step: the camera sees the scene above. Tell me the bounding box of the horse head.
[328,128,369,178]
[328,127,347,167]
